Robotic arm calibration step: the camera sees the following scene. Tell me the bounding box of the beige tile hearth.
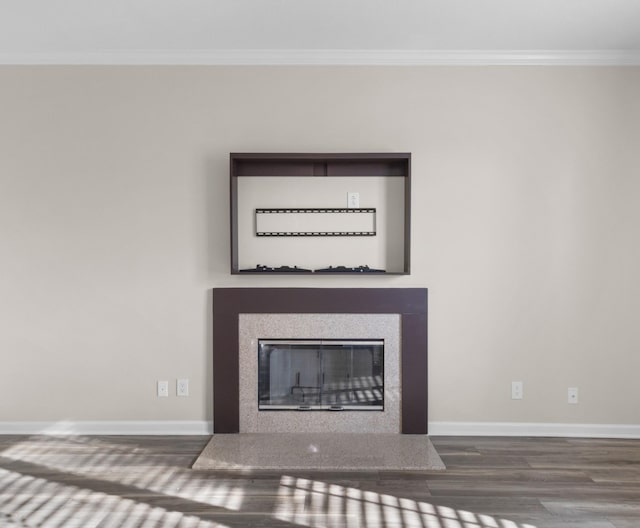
[192,433,445,471]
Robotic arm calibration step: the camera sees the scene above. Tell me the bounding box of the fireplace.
[212,288,428,434]
[258,339,384,411]
[240,314,399,433]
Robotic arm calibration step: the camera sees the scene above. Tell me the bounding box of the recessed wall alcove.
[212,288,428,434]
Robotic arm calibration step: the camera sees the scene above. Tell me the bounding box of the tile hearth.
[192,433,445,471]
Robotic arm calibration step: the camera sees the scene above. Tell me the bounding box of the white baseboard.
[0,421,213,435]
[429,421,640,439]
[3,421,638,438]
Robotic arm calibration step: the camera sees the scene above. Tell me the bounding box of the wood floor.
[1,435,639,527]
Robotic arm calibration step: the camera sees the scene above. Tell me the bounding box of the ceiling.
[2,0,640,65]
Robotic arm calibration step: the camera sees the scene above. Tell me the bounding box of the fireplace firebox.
[258,339,384,410]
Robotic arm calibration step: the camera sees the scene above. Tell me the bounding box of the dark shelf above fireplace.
[230,153,412,275]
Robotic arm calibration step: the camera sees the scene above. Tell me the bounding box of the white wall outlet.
[568,387,579,404]
[347,192,360,208]
[157,380,169,397]
[177,378,189,397]
[511,381,524,400]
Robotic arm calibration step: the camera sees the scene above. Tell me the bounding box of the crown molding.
[1,49,640,66]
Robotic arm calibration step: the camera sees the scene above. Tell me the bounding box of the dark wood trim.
[400,314,428,433]
[230,152,411,178]
[229,164,239,273]
[213,288,428,434]
[404,154,411,274]
[212,314,240,433]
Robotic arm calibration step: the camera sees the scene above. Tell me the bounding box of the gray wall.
[1,66,639,427]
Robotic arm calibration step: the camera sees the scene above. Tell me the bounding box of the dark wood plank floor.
[1,434,639,527]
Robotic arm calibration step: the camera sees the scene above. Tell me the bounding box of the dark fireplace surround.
[212,288,428,434]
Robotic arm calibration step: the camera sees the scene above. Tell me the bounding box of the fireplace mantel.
[212,288,428,434]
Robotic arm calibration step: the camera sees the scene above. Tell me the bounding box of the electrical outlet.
[157,380,169,397]
[177,378,189,397]
[347,192,360,208]
[511,381,523,400]
[568,387,578,404]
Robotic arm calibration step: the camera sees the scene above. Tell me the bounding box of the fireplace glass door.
[258,339,384,410]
